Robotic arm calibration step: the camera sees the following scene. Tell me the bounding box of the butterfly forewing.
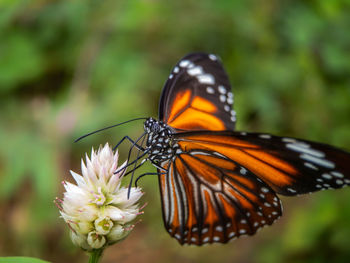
[158,53,236,131]
[175,131,350,196]
[158,149,282,245]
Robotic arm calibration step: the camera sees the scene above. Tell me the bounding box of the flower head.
[56,143,144,251]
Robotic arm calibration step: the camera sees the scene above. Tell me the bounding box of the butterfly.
[127,53,350,246]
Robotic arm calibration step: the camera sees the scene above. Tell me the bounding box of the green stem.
[88,249,103,263]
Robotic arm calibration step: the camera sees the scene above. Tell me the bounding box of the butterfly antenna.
[74,117,148,142]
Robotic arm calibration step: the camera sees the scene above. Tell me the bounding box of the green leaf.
[0,257,50,263]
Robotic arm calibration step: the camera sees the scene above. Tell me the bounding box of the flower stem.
[89,249,103,263]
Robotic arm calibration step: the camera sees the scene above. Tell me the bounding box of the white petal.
[63,182,85,197]
[115,160,127,179]
[81,159,88,179]
[106,170,122,193]
[126,187,144,206]
[111,150,120,172]
[70,170,86,188]
[104,206,124,221]
[112,187,143,208]
[85,155,98,186]
[118,209,138,223]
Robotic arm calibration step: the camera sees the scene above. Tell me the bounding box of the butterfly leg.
[135,172,167,187]
[114,133,147,171]
[113,135,145,151]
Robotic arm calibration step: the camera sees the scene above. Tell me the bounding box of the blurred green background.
[1,0,350,262]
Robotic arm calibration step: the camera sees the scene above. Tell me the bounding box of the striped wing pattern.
[158,147,282,245]
[157,131,350,245]
[176,132,350,196]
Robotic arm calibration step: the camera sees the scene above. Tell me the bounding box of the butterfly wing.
[175,131,350,196]
[158,150,282,245]
[158,53,236,131]
[158,131,350,245]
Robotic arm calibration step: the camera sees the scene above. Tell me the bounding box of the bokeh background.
[1,0,350,262]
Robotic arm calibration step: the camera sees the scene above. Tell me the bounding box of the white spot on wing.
[239,229,246,234]
[179,60,190,67]
[261,187,269,193]
[197,74,215,84]
[304,162,318,170]
[218,85,226,94]
[287,187,296,193]
[206,87,215,94]
[300,154,335,169]
[322,173,332,180]
[240,167,247,175]
[286,143,325,158]
[216,226,223,232]
[282,138,297,143]
[173,66,179,73]
[187,66,203,76]
[203,237,210,242]
[336,179,344,185]
[209,54,217,60]
[331,171,344,178]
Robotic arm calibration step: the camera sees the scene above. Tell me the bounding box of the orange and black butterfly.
[131,53,350,245]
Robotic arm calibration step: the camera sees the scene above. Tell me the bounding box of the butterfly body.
[138,53,350,245]
[144,117,177,164]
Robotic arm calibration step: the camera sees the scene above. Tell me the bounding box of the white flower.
[56,143,144,251]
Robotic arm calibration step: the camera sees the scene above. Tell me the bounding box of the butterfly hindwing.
[158,53,236,131]
[158,149,282,245]
[174,131,350,196]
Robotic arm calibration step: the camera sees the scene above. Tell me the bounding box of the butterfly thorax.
[144,117,178,164]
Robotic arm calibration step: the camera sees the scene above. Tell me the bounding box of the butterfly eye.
[151,123,160,133]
